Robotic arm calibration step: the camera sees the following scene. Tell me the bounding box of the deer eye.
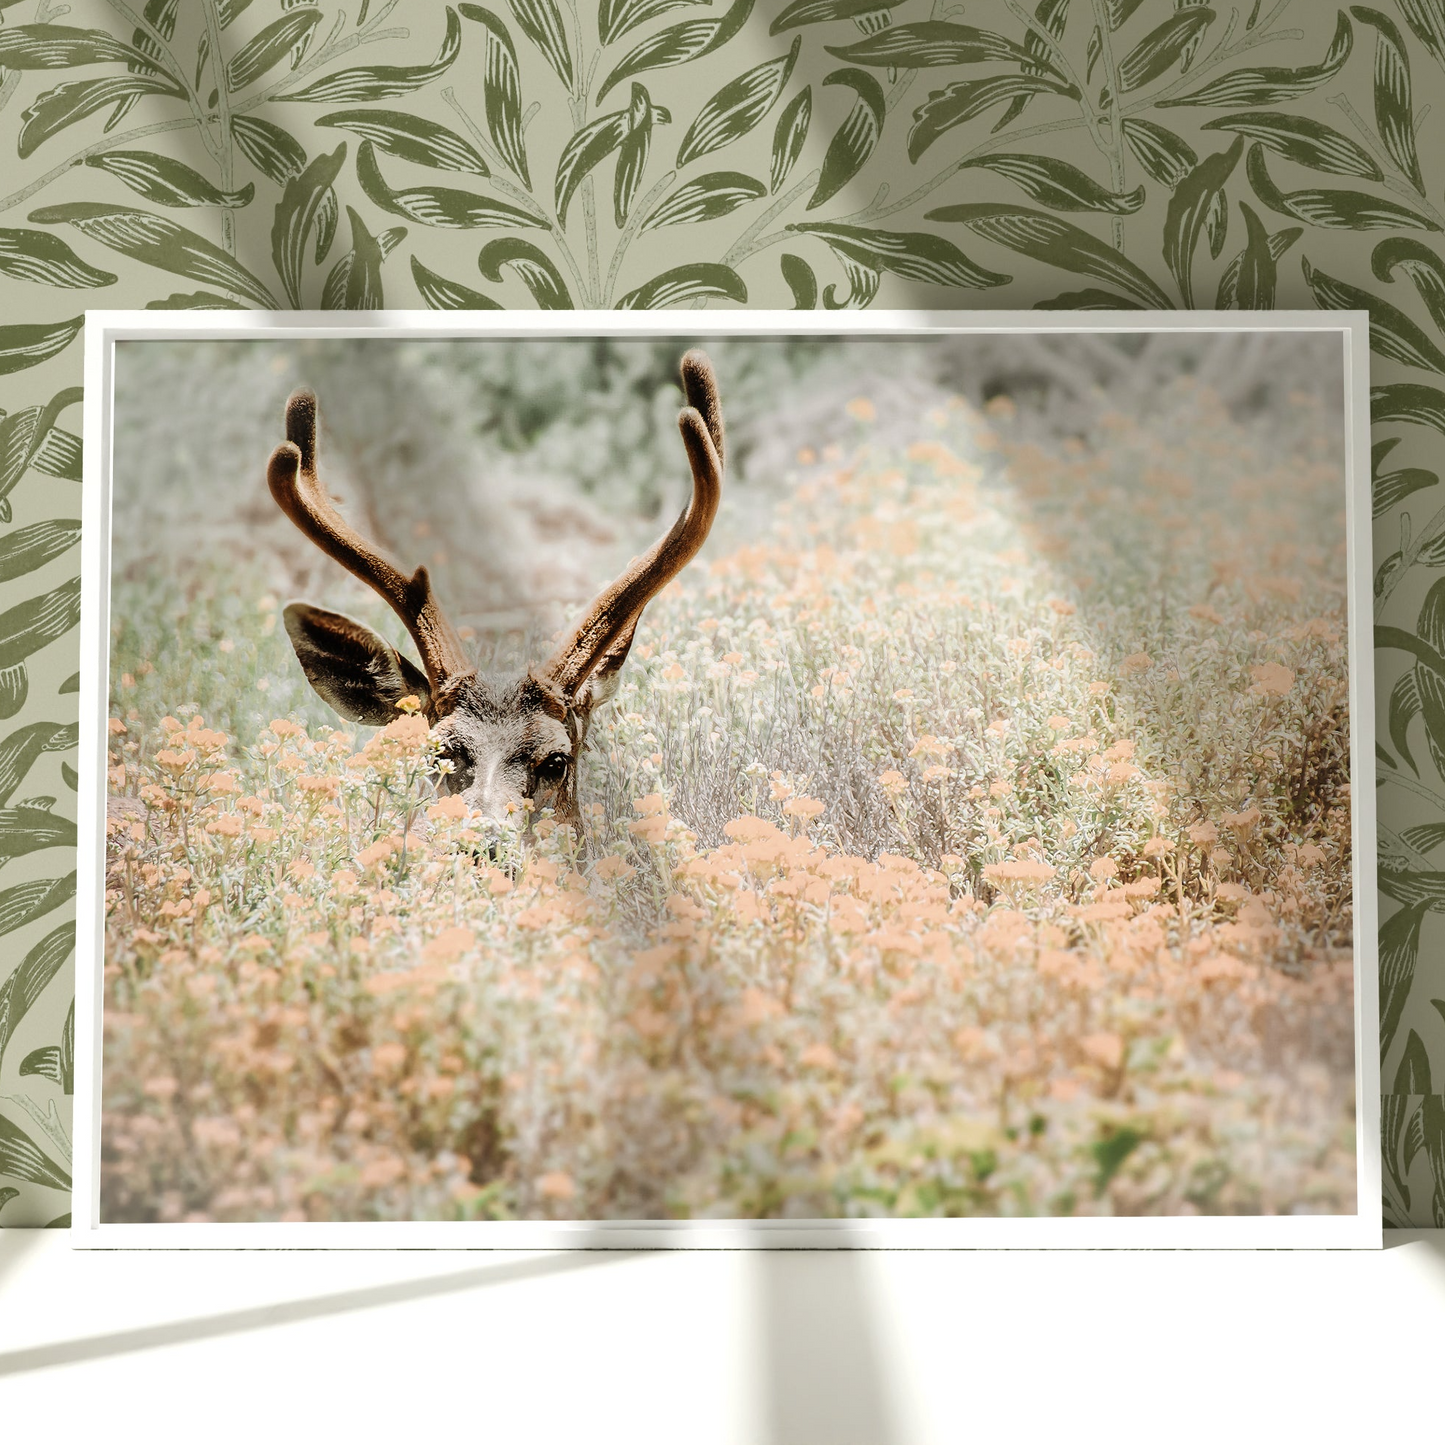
[534,752,570,786]
[433,739,472,788]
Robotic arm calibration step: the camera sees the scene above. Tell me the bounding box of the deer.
[266,348,724,833]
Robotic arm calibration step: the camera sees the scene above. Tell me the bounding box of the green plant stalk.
[834,115,1090,226]
[604,169,676,306]
[201,0,237,256]
[1327,93,1445,228]
[440,86,591,306]
[1375,494,1445,619]
[1085,0,1130,250]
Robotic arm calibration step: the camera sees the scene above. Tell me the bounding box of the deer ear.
[573,620,637,715]
[282,603,432,726]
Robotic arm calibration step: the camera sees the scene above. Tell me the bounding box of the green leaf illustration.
[279,7,461,102]
[1160,10,1353,106]
[1034,288,1150,309]
[410,255,502,309]
[0,1111,70,1191]
[144,290,244,309]
[317,110,489,176]
[1420,576,1445,657]
[643,172,766,229]
[555,112,628,226]
[358,141,544,230]
[1376,461,1437,521]
[1104,0,1149,28]
[909,75,1077,162]
[29,203,278,305]
[1380,901,1429,1060]
[770,87,812,194]
[677,37,799,169]
[597,0,755,104]
[1373,237,1445,336]
[0,388,82,524]
[268,142,347,308]
[1400,0,1445,70]
[1353,6,1425,195]
[479,237,572,307]
[1200,112,1382,180]
[1163,136,1243,307]
[616,261,748,308]
[320,208,402,310]
[19,73,185,159]
[790,221,1010,290]
[780,252,818,308]
[996,0,1071,129]
[959,153,1146,215]
[227,8,322,91]
[32,425,81,482]
[1421,668,1445,788]
[231,114,308,184]
[1378,624,1445,679]
[1245,142,1440,231]
[1374,382,1445,436]
[85,151,254,208]
[0,228,116,289]
[0,521,80,584]
[0,874,76,939]
[460,6,531,189]
[1405,818,1445,857]
[1423,1093,1445,1226]
[1113,8,1214,93]
[1215,203,1299,309]
[599,0,708,48]
[822,249,878,308]
[511,0,573,89]
[0,723,75,809]
[771,0,909,33]
[0,577,81,677]
[0,803,76,861]
[614,85,666,227]
[809,69,885,211]
[19,999,72,1094]
[0,22,171,73]
[0,920,72,1072]
[1121,117,1198,188]
[928,203,1170,306]
[1303,256,1445,373]
[114,0,179,128]
[823,21,1039,70]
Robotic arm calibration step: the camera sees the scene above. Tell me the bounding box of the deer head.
[267,349,724,831]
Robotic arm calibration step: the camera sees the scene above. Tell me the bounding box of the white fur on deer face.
[268,349,723,838]
[431,674,583,828]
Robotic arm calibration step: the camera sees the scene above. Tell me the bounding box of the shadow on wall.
[756,1246,901,1445]
[0,1234,902,1445]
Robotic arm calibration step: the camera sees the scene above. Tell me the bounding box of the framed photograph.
[74,311,1380,1248]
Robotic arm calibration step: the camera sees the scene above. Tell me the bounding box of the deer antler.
[267,388,475,709]
[538,349,724,699]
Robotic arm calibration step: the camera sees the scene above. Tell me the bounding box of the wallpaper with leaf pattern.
[0,0,1442,1228]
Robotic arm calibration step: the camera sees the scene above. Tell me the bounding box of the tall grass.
[101,378,1356,1222]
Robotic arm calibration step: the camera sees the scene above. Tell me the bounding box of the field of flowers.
[101,374,1357,1222]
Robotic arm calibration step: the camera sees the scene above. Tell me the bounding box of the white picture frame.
[74,309,1381,1249]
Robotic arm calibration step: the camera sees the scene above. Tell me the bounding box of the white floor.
[1,1231,1441,1440]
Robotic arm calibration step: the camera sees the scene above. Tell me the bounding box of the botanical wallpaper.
[0,0,1441,1227]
